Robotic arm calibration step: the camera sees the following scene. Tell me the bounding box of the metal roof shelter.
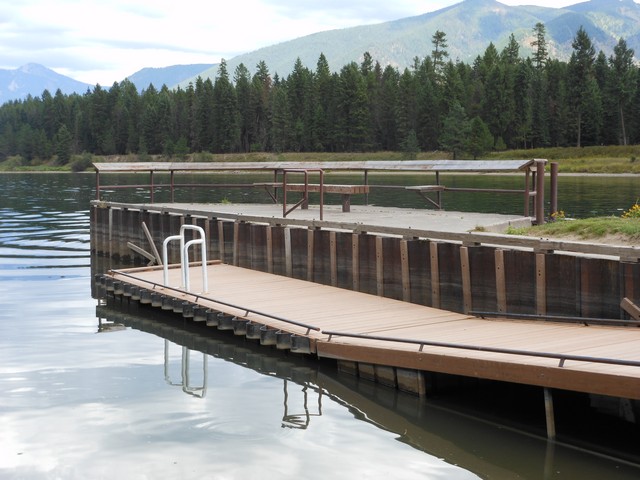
[93,159,537,173]
[93,159,550,223]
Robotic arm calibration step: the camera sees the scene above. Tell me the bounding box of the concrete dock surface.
[146,202,532,234]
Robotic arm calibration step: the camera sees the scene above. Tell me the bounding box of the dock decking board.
[108,262,640,400]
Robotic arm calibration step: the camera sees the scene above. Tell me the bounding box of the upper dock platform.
[136,202,531,234]
[93,159,551,223]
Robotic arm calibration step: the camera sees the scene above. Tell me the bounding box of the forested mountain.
[183,0,640,87]
[1,21,638,167]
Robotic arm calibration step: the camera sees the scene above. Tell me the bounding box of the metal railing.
[282,168,325,220]
[322,330,640,369]
[162,224,208,293]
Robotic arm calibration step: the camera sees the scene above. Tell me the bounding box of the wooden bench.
[255,182,370,212]
[405,185,446,209]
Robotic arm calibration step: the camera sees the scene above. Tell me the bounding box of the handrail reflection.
[281,381,322,430]
[164,340,208,397]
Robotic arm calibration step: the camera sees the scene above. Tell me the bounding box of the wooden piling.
[352,233,360,292]
[430,242,440,309]
[495,249,506,314]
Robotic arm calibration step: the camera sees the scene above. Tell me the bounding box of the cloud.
[1,0,443,84]
[0,0,610,85]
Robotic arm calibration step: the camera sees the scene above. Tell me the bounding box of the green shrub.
[70,152,94,172]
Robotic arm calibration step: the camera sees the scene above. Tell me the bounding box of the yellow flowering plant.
[622,201,640,219]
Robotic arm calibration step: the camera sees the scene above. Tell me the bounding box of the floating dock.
[99,259,640,438]
[90,159,640,439]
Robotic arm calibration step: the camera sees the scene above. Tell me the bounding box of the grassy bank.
[505,208,640,245]
[488,145,640,173]
[2,145,640,173]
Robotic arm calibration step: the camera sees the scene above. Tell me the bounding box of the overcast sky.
[0,0,605,85]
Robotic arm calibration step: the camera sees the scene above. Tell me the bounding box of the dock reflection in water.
[97,298,640,480]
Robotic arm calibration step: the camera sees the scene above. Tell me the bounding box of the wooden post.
[544,387,556,440]
[524,167,531,217]
[307,228,315,282]
[108,207,114,259]
[536,253,547,315]
[621,297,640,321]
[284,227,292,277]
[217,220,225,263]
[550,162,559,218]
[170,170,175,202]
[401,240,410,302]
[495,249,507,314]
[376,236,384,297]
[364,170,369,205]
[205,216,212,264]
[266,226,273,274]
[330,231,338,287]
[352,233,360,292]
[535,159,546,225]
[233,222,240,266]
[150,171,155,203]
[142,221,162,265]
[430,242,440,309]
[460,246,472,314]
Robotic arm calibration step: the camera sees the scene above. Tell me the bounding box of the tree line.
[0,23,638,166]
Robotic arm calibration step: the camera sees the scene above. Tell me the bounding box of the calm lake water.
[1,172,639,479]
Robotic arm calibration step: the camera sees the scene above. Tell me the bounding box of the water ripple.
[0,204,90,273]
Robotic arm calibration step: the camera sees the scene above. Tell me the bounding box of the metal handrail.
[282,168,324,220]
[471,310,640,327]
[162,225,208,293]
[322,330,640,369]
[108,269,322,334]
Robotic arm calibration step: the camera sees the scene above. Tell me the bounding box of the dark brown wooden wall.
[90,206,638,323]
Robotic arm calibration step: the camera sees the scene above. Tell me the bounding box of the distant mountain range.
[126,64,214,91]
[0,63,92,103]
[1,0,639,103]
[193,0,640,86]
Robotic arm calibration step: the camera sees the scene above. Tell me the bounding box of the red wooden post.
[535,159,546,225]
[550,162,559,219]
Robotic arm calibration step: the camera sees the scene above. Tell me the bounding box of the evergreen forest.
[1,24,639,167]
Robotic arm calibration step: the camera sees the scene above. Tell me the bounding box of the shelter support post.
[550,162,559,218]
[535,159,546,225]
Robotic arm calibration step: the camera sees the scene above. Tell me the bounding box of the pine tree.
[531,23,548,69]
[312,54,336,151]
[270,84,291,153]
[467,116,493,159]
[567,27,598,147]
[212,60,240,153]
[234,63,252,152]
[431,30,449,78]
[609,38,636,145]
[377,65,399,151]
[250,61,272,151]
[337,62,371,151]
[54,124,72,165]
[440,101,470,159]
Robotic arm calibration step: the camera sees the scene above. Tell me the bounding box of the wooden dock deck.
[103,262,640,402]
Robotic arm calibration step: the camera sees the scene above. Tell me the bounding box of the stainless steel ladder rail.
[162,224,208,293]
